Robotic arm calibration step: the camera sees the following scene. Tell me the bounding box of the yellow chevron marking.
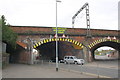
[64,38,66,41]
[49,39,52,42]
[33,38,85,49]
[43,40,46,43]
[72,40,75,43]
[33,45,36,48]
[62,38,64,41]
[59,38,62,41]
[36,43,38,47]
[38,42,41,45]
[81,46,84,48]
[52,38,55,41]
[70,40,72,42]
[79,43,82,46]
[41,41,43,44]
[77,43,79,45]
[46,39,49,42]
[74,41,77,44]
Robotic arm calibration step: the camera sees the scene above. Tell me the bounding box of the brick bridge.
[10,26,120,64]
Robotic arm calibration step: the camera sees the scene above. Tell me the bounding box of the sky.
[0,0,119,30]
[97,46,115,51]
[118,1,120,30]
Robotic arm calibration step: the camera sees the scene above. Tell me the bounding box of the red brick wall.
[18,51,29,64]
[10,26,118,36]
[11,26,52,33]
[9,26,119,63]
[10,26,118,46]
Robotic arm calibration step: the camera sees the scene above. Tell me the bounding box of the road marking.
[81,64,118,70]
[59,68,111,78]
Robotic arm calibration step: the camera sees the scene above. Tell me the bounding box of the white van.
[63,56,84,65]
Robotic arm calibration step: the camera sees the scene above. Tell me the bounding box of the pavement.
[2,60,118,78]
[2,63,96,78]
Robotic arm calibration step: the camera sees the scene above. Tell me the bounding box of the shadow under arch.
[33,38,84,49]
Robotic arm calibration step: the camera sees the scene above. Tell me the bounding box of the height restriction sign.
[52,27,66,34]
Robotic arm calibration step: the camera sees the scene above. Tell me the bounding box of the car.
[59,59,64,63]
[51,58,64,63]
[63,56,84,65]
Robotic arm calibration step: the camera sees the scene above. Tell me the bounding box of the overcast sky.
[97,46,115,51]
[0,0,119,30]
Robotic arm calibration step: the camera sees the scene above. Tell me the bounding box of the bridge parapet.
[10,26,118,37]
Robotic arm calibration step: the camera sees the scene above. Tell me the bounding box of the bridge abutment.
[82,46,93,63]
[82,37,93,63]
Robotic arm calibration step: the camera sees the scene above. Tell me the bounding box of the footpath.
[2,64,96,78]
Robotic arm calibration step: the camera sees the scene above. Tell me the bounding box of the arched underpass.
[35,41,84,62]
[90,41,120,60]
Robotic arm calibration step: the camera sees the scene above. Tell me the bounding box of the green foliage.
[95,49,114,56]
[1,15,17,48]
[94,50,99,55]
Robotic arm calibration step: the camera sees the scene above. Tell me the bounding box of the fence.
[2,53,9,69]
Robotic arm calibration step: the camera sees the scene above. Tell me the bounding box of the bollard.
[80,63,83,74]
[68,62,70,72]
[97,62,99,78]
[49,60,51,67]
[41,60,43,65]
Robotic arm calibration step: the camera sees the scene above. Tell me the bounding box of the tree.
[1,15,17,49]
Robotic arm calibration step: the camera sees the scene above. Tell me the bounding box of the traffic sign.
[52,27,66,34]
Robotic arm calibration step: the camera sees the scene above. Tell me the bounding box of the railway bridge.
[9,26,120,64]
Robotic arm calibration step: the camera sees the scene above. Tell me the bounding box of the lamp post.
[56,0,61,71]
[27,38,33,65]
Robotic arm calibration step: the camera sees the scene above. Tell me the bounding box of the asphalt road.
[48,60,119,78]
[59,63,118,78]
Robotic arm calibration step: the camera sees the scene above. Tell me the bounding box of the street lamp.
[56,0,61,71]
[26,37,33,65]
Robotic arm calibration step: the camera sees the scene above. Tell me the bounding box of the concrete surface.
[2,64,96,78]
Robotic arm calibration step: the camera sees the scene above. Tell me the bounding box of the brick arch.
[33,38,84,49]
[88,38,120,60]
[88,38,120,49]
